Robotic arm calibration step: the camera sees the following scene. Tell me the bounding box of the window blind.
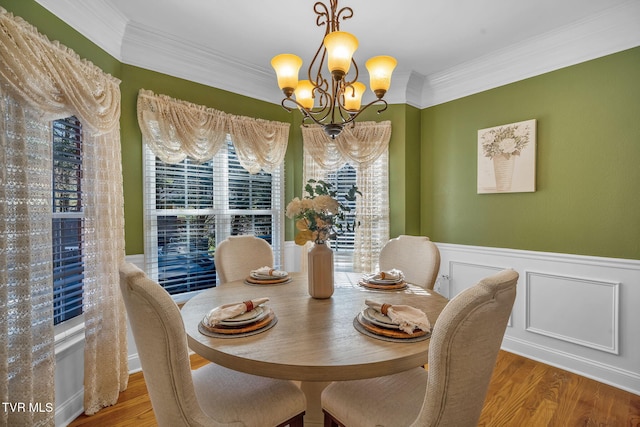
[52,116,84,325]
[326,164,357,271]
[144,137,283,294]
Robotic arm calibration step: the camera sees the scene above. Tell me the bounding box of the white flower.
[498,138,517,154]
[313,195,339,214]
[514,125,529,138]
[285,197,302,218]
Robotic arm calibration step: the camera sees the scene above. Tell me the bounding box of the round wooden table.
[181,272,449,426]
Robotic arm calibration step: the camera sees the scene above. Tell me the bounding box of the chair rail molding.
[435,242,640,396]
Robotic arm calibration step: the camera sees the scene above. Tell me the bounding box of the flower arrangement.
[481,122,531,160]
[286,179,361,245]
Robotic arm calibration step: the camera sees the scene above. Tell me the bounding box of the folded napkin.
[251,266,288,279]
[203,297,269,327]
[365,269,405,282]
[365,299,431,334]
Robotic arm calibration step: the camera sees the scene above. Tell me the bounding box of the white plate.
[251,272,289,280]
[219,306,268,326]
[361,307,400,329]
[367,277,403,285]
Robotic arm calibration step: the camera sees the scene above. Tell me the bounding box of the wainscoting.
[55,244,639,425]
[435,243,640,396]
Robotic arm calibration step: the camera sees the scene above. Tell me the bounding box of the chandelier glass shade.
[271,0,397,138]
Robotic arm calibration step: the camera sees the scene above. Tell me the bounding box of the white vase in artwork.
[307,241,334,299]
[493,154,515,192]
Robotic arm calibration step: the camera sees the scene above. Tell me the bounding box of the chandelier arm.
[343,98,389,124]
[282,98,327,127]
[335,4,354,27]
[313,91,333,121]
[286,91,334,126]
[280,98,295,113]
[341,58,359,87]
[314,1,331,29]
[309,45,328,90]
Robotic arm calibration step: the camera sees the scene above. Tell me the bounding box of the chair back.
[379,235,440,289]
[119,262,211,427]
[215,235,274,284]
[414,269,518,427]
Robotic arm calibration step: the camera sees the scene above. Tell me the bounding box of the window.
[52,116,84,325]
[325,164,357,271]
[144,137,283,294]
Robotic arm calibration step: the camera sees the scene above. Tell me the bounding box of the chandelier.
[271,0,397,139]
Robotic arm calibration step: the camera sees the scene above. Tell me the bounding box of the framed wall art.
[477,119,536,194]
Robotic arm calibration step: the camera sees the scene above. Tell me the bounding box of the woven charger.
[245,275,291,285]
[358,280,407,290]
[356,312,430,340]
[200,308,276,336]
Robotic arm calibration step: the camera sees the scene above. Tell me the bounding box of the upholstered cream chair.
[119,262,305,427]
[214,235,274,284]
[321,269,518,427]
[379,235,441,289]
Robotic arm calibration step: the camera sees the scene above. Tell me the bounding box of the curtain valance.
[301,120,391,170]
[0,8,121,133]
[137,89,290,174]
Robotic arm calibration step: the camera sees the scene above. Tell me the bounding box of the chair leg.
[277,411,305,427]
[323,410,344,427]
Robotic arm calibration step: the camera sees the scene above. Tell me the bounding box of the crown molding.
[120,21,283,104]
[35,0,640,109]
[420,0,640,108]
[35,0,127,59]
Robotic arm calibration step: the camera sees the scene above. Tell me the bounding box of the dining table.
[181,271,450,426]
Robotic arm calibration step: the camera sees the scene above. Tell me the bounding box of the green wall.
[422,47,640,260]
[119,65,295,254]
[3,0,639,260]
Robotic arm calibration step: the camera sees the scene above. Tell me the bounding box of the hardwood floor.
[69,351,640,427]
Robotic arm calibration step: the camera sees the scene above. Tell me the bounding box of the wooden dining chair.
[321,269,518,427]
[215,235,274,284]
[119,262,305,427]
[379,235,441,289]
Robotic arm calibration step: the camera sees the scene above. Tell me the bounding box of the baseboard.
[54,388,83,427]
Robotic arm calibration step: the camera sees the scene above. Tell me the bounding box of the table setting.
[244,266,292,285]
[354,299,432,342]
[198,297,278,338]
[358,268,407,290]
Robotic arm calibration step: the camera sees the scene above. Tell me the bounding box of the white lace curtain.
[0,7,127,424]
[302,121,391,272]
[137,89,290,173]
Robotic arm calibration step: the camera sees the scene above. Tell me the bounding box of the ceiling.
[35,0,640,108]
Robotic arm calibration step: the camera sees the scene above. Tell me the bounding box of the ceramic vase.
[307,241,334,299]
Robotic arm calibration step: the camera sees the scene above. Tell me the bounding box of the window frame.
[143,136,285,295]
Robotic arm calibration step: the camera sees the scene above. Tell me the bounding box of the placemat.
[358,280,407,290]
[353,315,431,343]
[244,276,292,286]
[199,313,278,338]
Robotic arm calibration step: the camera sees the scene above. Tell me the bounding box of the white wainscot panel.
[435,242,640,395]
[525,272,619,354]
[449,261,514,327]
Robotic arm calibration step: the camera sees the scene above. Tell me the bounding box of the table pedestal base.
[299,381,330,426]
